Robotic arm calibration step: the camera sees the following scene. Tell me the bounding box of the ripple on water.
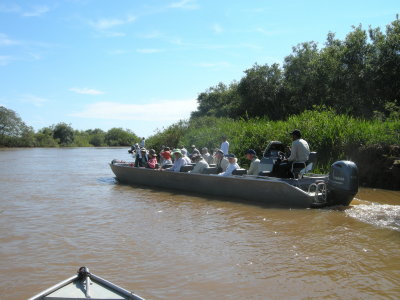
[345,204,400,231]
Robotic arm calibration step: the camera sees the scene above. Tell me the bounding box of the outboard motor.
[327,161,359,206]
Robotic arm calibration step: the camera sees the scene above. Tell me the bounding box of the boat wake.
[345,203,400,231]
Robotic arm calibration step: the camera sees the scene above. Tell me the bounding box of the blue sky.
[0,0,398,137]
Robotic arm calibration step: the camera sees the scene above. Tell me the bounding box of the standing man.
[245,149,260,175]
[140,137,145,148]
[220,136,229,155]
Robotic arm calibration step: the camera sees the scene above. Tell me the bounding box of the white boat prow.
[28,267,145,300]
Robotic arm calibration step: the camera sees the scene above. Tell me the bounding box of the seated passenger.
[134,147,148,167]
[146,149,158,169]
[160,149,172,168]
[201,147,214,164]
[190,154,209,174]
[218,154,240,176]
[213,149,229,173]
[166,149,188,172]
[190,144,200,157]
[277,129,310,178]
[181,148,192,164]
[245,149,260,175]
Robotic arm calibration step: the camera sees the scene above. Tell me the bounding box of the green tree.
[53,123,75,146]
[35,127,59,147]
[238,63,284,119]
[0,106,35,147]
[86,128,106,146]
[104,128,138,146]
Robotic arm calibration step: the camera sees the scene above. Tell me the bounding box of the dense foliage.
[146,109,400,171]
[192,17,400,121]
[0,106,139,147]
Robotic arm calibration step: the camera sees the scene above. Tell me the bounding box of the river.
[0,148,399,299]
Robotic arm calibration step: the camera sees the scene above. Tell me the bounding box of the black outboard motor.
[327,161,359,206]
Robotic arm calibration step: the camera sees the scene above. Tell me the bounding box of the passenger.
[180,145,188,156]
[214,149,229,173]
[146,149,158,169]
[245,149,261,175]
[218,154,239,176]
[201,147,214,164]
[220,136,229,155]
[160,147,171,166]
[134,147,148,167]
[166,149,188,172]
[278,129,310,177]
[160,150,172,168]
[181,148,192,164]
[190,144,200,157]
[140,137,146,148]
[190,154,209,174]
[287,129,310,162]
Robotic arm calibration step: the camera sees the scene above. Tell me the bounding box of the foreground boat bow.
[29,267,145,300]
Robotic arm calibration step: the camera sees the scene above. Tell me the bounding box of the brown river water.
[0,148,399,299]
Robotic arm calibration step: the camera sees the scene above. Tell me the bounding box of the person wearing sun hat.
[134,147,148,167]
[146,149,158,169]
[160,148,172,168]
[218,154,240,176]
[245,149,260,175]
[166,149,188,172]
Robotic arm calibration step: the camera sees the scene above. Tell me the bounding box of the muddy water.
[0,148,399,300]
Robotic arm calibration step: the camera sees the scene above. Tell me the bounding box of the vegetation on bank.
[146,109,399,168]
[0,106,139,148]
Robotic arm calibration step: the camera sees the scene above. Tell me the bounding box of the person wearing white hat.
[165,149,188,172]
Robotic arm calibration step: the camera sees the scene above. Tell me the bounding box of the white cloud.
[136,48,163,54]
[213,24,223,34]
[71,99,198,122]
[0,55,14,66]
[0,3,20,13]
[0,33,21,46]
[20,94,47,107]
[69,88,105,95]
[89,15,136,30]
[22,5,50,17]
[169,0,199,10]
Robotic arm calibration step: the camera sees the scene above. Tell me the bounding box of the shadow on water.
[97,177,117,184]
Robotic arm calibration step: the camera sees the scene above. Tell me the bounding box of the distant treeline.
[0,106,139,147]
[191,17,400,121]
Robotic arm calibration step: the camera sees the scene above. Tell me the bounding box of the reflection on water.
[0,148,399,300]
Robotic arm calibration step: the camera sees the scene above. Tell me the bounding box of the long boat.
[28,267,145,300]
[110,145,359,209]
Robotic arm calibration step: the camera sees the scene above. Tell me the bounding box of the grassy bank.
[147,109,400,188]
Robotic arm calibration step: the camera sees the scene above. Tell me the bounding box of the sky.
[0,0,398,138]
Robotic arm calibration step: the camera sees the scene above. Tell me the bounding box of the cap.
[245,149,256,155]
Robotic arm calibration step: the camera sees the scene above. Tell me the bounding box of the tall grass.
[146,109,399,171]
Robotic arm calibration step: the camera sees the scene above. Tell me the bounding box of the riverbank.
[146,110,400,190]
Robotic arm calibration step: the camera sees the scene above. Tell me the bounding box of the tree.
[0,106,34,147]
[104,128,138,146]
[238,63,285,119]
[52,123,74,146]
